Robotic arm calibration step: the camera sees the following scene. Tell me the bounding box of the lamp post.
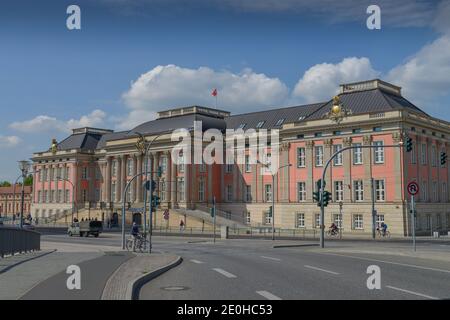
[56,177,76,222]
[18,160,30,229]
[258,161,292,240]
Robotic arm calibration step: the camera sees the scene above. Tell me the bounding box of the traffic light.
[151,195,161,208]
[406,136,413,152]
[322,191,331,207]
[441,151,447,165]
[144,180,157,191]
[313,191,320,203]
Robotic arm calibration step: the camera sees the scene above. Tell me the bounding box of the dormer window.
[275,118,285,126]
[298,116,305,121]
[256,121,265,129]
[237,123,246,130]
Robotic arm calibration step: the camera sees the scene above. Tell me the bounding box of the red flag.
[211,88,217,97]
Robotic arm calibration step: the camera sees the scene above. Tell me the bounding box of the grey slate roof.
[225,103,325,130]
[57,133,103,152]
[307,88,428,121]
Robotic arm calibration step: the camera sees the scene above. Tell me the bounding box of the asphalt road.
[37,233,450,300]
[21,250,133,300]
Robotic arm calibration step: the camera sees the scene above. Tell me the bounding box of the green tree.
[0,181,11,187]
[24,175,33,186]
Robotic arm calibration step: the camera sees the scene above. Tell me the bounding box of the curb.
[273,244,319,248]
[0,249,56,275]
[126,256,183,300]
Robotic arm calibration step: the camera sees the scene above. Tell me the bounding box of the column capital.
[363,134,372,145]
[324,139,333,147]
[306,140,315,149]
[343,137,353,147]
[392,132,402,143]
[280,142,290,152]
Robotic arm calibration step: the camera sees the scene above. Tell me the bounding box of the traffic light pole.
[320,144,403,248]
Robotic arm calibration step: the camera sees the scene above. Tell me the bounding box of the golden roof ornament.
[50,138,58,154]
[135,135,146,154]
[326,95,352,124]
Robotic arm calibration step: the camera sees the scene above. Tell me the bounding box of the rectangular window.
[245,185,252,202]
[426,214,431,230]
[82,167,88,180]
[160,156,168,173]
[264,211,272,224]
[297,147,306,168]
[333,144,343,166]
[127,159,133,176]
[296,213,305,228]
[57,190,62,203]
[160,180,166,201]
[111,183,116,202]
[297,182,306,202]
[265,184,272,202]
[375,180,385,201]
[353,143,363,164]
[178,178,185,201]
[376,214,385,228]
[227,185,233,201]
[225,164,233,173]
[198,180,205,202]
[178,154,185,173]
[333,214,343,229]
[38,191,42,203]
[442,182,447,202]
[245,155,251,172]
[354,180,364,201]
[411,141,416,164]
[353,214,364,230]
[432,181,438,202]
[421,143,427,165]
[65,167,70,180]
[334,181,344,202]
[437,214,442,228]
[112,161,117,177]
[431,145,437,167]
[373,141,384,164]
[314,213,321,228]
[65,190,70,203]
[82,189,87,202]
[315,146,323,167]
[421,181,428,201]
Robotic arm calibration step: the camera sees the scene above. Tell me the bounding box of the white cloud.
[292,57,380,103]
[0,135,21,148]
[121,64,289,126]
[387,35,450,105]
[10,109,107,134]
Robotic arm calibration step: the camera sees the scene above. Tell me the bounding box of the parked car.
[68,220,103,237]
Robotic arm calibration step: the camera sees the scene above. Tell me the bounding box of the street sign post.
[407,181,419,252]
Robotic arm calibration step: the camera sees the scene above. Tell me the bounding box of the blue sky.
[0,0,449,181]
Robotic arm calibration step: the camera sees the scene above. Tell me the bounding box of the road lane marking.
[213,268,237,278]
[386,286,438,300]
[256,290,282,300]
[320,252,450,274]
[190,259,204,264]
[304,265,340,275]
[260,256,281,261]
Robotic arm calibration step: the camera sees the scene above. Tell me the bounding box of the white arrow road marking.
[386,286,438,300]
[304,265,340,275]
[260,256,281,261]
[256,290,282,300]
[190,259,204,264]
[212,268,237,278]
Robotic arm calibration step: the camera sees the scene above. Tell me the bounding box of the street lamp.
[18,160,30,228]
[258,160,292,240]
[56,177,76,223]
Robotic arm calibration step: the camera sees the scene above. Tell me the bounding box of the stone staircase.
[173,204,248,229]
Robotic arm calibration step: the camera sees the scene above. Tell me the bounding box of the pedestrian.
[179,219,185,231]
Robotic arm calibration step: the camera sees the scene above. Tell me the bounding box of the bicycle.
[376,228,391,238]
[126,232,148,252]
[326,228,340,237]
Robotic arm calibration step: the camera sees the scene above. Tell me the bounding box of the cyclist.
[380,222,388,236]
[131,222,140,252]
[329,223,338,235]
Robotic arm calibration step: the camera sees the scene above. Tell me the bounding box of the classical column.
[324,139,333,192]
[170,153,177,204]
[207,162,213,203]
[363,135,373,202]
[120,155,127,202]
[343,137,353,202]
[280,142,290,203]
[233,163,238,201]
[105,157,112,203]
[137,154,143,202]
[306,140,314,201]
[251,161,257,203]
[392,132,403,202]
[165,151,171,204]
[132,154,138,202]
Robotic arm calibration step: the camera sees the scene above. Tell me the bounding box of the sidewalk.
[102,252,181,300]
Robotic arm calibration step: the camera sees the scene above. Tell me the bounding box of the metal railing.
[0,226,41,258]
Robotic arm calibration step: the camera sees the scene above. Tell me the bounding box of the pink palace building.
[31,79,450,236]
